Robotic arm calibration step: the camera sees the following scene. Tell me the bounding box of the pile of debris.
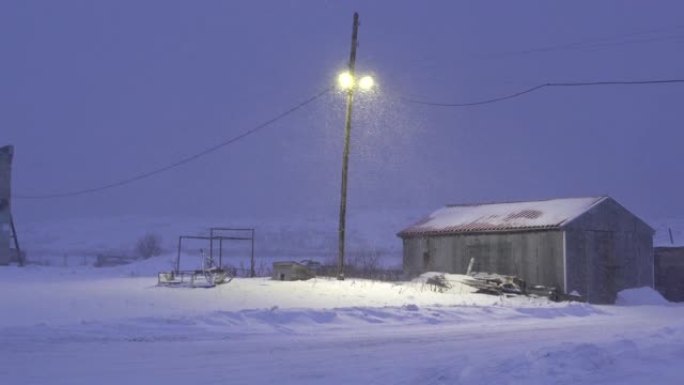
[158,249,233,288]
[460,272,583,302]
[451,257,583,301]
[462,272,526,296]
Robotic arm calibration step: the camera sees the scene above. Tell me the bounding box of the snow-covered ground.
[1,260,683,385]
[2,213,683,384]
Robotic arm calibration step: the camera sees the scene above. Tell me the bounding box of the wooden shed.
[398,196,654,303]
[654,246,684,302]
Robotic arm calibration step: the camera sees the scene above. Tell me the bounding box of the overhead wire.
[15,78,684,199]
[15,87,332,200]
[483,24,684,58]
[400,79,684,107]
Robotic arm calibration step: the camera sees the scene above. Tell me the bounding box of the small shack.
[398,196,654,304]
[272,261,315,281]
[654,246,684,302]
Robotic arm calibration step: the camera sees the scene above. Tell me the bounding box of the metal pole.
[209,228,214,263]
[176,236,182,273]
[337,12,359,280]
[9,214,22,266]
[250,229,255,277]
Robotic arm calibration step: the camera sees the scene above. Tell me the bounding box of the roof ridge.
[398,195,612,238]
[557,196,609,228]
[446,195,607,208]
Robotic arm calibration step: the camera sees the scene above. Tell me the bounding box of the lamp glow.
[358,75,375,91]
[337,72,354,90]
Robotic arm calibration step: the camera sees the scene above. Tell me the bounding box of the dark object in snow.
[272,261,315,281]
[425,274,452,292]
[527,285,584,302]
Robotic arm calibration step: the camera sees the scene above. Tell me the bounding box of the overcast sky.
[3,1,684,223]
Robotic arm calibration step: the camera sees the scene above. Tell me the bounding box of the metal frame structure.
[175,229,255,275]
[208,228,255,277]
[175,235,229,273]
[158,228,256,288]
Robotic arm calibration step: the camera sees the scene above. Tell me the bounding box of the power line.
[15,87,331,200]
[15,78,684,199]
[483,24,684,58]
[401,78,684,107]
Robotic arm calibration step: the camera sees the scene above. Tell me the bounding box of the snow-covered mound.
[615,287,669,306]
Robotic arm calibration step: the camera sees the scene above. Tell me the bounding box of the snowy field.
[1,261,683,385]
[2,213,684,384]
[14,210,424,271]
[16,211,681,268]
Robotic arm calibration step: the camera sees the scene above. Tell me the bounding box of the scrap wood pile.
[462,272,526,296]
[460,272,584,302]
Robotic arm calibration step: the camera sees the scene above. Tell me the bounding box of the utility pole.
[337,12,360,280]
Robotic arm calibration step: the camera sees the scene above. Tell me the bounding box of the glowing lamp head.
[337,72,354,90]
[358,75,375,91]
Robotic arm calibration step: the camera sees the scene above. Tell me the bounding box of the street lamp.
[358,75,375,91]
[336,12,375,280]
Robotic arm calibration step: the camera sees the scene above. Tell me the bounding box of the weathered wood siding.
[401,197,654,304]
[654,247,684,302]
[403,231,565,290]
[564,198,654,304]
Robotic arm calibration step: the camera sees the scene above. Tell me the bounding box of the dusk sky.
[3,1,684,223]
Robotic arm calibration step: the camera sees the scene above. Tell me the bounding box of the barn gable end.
[563,197,654,303]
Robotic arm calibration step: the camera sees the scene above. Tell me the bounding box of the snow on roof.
[652,219,684,247]
[398,196,607,237]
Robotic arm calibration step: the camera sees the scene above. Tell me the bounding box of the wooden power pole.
[337,12,360,280]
